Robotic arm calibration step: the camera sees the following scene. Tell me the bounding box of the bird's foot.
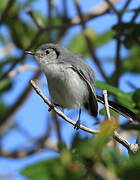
[48,103,62,112]
[48,103,55,112]
[74,119,80,130]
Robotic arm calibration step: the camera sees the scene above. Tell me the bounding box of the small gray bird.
[25,43,136,127]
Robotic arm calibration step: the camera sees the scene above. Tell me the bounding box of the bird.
[25,43,136,128]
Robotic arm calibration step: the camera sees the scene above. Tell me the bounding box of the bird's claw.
[74,120,80,130]
[48,104,55,112]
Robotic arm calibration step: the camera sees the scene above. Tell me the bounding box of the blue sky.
[0,0,140,179]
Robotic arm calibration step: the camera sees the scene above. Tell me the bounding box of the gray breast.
[44,64,89,109]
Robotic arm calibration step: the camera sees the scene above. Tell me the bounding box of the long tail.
[96,95,137,122]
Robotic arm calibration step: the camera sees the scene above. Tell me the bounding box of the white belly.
[44,64,89,109]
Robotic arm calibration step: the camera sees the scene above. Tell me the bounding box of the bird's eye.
[45,50,50,55]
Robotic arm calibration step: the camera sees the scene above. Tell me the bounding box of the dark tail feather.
[96,95,136,122]
[86,90,98,117]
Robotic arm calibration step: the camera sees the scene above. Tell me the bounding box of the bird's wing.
[70,65,98,117]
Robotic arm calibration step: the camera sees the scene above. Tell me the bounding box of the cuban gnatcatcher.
[25,43,136,127]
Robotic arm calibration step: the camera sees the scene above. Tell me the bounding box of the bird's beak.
[25,50,35,56]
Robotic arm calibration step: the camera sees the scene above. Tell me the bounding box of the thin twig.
[26,8,43,30]
[0,29,42,81]
[122,0,131,9]
[72,0,120,25]
[114,37,121,86]
[47,0,53,41]
[131,5,140,23]
[102,90,138,154]
[103,90,120,151]
[0,137,58,158]
[62,0,68,17]
[113,131,131,150]
[0,57,24,81]
[126,81,137,90]
[8,64,37,78]
[113,6,122,87]
[103,90,111,120]
[104,0,119,15]
[51,111,63,143]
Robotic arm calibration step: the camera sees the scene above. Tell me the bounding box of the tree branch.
[0,137,58,158]
[103,89,139,154]
[8,64,37,78]
[72,0,120,25]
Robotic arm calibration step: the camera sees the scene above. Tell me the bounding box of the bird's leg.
[74,109,81,130]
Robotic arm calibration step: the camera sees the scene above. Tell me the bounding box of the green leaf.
[118,151,140,180]
[8,19,36,49]
[94,30,115,48]
[113,23,140,49]
[99,107,119,117]
[21,155,83,180]
[0,103,8,118]
[96,81,125,96]
[71,133,82,150]
[103,149,127,172]
[0,0,9,12]
[132,89,140,104]
[21,158,64,180]
[122,57,140,74]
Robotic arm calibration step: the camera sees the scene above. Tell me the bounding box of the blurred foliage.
[133,89,140,108]
[113,23,140,49]
[0,0,9,12]
[0,0,140,180]
[21,121,118,180]
[0,79,12,93]
[22,120,140,180]
[67,29,114,57]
